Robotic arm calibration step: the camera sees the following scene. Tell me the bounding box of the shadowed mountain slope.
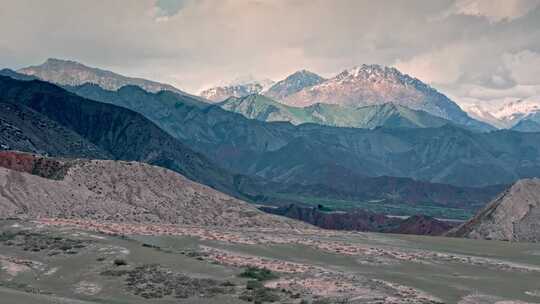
[219,94,452,129]
[63,82,540,188]
[0,76,245,197]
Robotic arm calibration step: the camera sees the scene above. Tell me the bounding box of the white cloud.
[503,50,540,85]
[0,0,539,102]
[394,44,472,85]
[448,0,540,22]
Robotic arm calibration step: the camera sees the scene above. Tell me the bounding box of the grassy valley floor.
[1,219,539,303]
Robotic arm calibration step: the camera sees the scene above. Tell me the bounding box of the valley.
[2,5,540,302]
[1,219,540,303]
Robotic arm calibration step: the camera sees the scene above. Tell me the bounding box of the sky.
[1,0,540,108]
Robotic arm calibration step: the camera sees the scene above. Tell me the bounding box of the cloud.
[446,0,540,22]
[0,0,539,104]
[503,50,540,85]
[394,44,472,85]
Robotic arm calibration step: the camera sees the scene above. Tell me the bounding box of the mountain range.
[18,58,200,99]
[4,58,540,241]
[0,75,243,198]
[275,65,493,131]
[203,65,492,131]
[463,98,540,130]
[219,94,453,129]
[57,81,540,188]
[0,74,504,219]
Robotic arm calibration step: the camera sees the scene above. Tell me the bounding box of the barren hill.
[0,151,306,229]
[449,178,540,242]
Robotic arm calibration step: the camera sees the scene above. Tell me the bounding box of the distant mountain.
[63,82,540,188]
[0,76,244,198]
[511,111,540,132]
[281,64,493,132]
[200,82,264,102]
[263,70,325,100]
[17,58,197,97]
[449,178,540,242]
[200,76,275,102]
[0,151,306,229]
[461,104,508,129]
[0,76,504,219]
[0,68,37,81]
[462,98,540,130]
[219,94,452,129]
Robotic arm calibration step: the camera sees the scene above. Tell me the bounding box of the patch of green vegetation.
[272,194,474,220]
[0,231,89,254]
[100,264,233,299]
[239,267,278,281]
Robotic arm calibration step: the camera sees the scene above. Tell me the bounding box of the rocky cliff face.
[0,151,307,229]
[449,178,540,242]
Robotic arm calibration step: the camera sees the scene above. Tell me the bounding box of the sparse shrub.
[239,267,278,281]
[113,258,128,266]
[246,280,263,290]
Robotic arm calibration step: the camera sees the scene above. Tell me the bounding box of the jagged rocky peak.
[200,75,275,102]
[264,69,325,100]
[335,64,425,88]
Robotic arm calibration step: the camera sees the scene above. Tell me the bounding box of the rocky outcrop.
[449,178,540,242]
[0,152,308,229]
[260,204,398,232]
[260,204,454,235]
[389,215,454,236]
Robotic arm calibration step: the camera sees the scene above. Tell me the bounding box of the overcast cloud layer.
[1,0,539,107]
